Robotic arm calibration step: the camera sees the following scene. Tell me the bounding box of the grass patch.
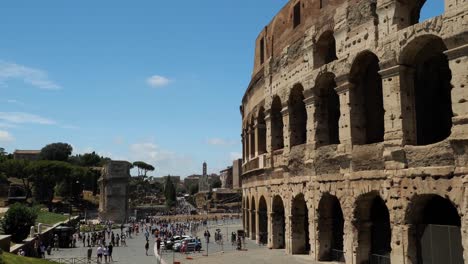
[36,211,68,225]
[2,252,60,264]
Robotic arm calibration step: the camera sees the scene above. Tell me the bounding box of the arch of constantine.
[240,0,468,263]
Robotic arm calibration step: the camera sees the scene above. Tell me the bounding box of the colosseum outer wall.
[241,0,468,264]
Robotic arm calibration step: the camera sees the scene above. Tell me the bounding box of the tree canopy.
[164,176,177,207]
[0,159,31,198]
[1,203,38,243]
[133,161,155,176]
[40,143,73,161]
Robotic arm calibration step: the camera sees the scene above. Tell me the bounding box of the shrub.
[1,203,38,243]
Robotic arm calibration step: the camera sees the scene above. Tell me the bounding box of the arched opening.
[244,128,250,161]
[291,193,310,254]
[245,196,250,237]
[350,52,384,145]
[257,107,267,155]
[354,192,391,264]
[271,96,284,151]
[406,195,463,264]
[401,36,452,146]
[251,197,257,240]
[315,72,340,146]
[314,31,338,68]
[272,195,285,249]
[289,85,307,147]
[258,196,268,245]
[249,117,256,158]
[318,193,344,262]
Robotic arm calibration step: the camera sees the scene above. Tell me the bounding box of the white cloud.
[0,112,56,125]
[230,152,242,160]
[0,61,61,90]
[146,75,171,88]
[206,138,237,146]
[0,122,17,129]
[61,124,80,130]
[0,130,14,143]
[129,142,194,176]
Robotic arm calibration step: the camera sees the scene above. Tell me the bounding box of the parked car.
[175,238,201,252]
[171,235,191,251]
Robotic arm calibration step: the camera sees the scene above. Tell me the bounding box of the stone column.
[250,209,257,240]
[241,133,246,163]
[254,121,260,157]
[255,209,261,243]
[267,211,274,249]
[246,209,250,237]
[304,90,319,147]
[265,110,273,153]
[281,106,291,155]
[445,45,468,139]
[286,214,293,254]
[334,75,353,153]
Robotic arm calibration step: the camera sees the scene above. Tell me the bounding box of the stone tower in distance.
[199,161,210,192]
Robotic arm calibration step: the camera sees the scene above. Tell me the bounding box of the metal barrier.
[330,249,345,262]
[370,253,391,264]
[48,257,99,264]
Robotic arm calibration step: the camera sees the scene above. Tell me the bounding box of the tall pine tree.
[164,176,176,207]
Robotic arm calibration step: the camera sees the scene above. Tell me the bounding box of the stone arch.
[400,35,452,146]
[251,196,257,240]
[354,191,391,264]
[258,196,268,245]
[272,195,286,249]
[317,193,344,262]
[314,30,337,69]
[271,96,285,151]
[399,0,444,28]
[289,84,307,147]
[314,72,340,146]
[257,106,267,155]
[291,193,310,254]
[249,116,256,158]
[349,51,384,145]
[405,194,463,264]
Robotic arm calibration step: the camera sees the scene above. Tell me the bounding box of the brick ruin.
[240,0,468,263]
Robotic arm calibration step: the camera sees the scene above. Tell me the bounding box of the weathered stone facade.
[99,161,131,223]
[240,1,468,263]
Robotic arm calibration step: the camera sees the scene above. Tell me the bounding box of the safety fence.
[48,257,99,264]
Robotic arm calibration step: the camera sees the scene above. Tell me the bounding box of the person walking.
[96,244,103,263]
[103,244,109,264]
[107,243,113,262]
[145,240,149,256]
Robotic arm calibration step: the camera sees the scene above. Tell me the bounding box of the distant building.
[184,174,200,188]
[13,150,41,161]
[232,159,242,189]
[198,162,210,192]
[219,166,233,189]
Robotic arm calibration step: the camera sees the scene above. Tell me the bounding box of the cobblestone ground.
[49,219,316,264]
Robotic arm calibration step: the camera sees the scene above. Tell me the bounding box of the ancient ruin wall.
[241,0,468,263]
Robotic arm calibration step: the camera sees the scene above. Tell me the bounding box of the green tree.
[133,161,155,176]
[210,177,222,189]
[0,159,31,198]
[1,203,38,243]
[27,160,72,205]
[81,152,101,167]
[188,183,199,195]
[164,176,177,207]
[40,142,73,161]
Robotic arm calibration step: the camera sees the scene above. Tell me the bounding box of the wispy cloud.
[0,122,17,129]
[0,130,14,143]
[0,61,61,90]
[147,75,171,88]
[61,124,80,130]
[0,112,56,125]
[6,99,25,106]
[129,142,194,176]
[206,138,237,146]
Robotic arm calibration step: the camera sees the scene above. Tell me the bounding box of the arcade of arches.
[241,0,467,263]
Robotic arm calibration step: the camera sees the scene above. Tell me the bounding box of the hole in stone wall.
[289,84,307,147]
[318,194,344,261]
[315,72,340,146]
[258,196,268,244]
[350,52,384,145]
[314,31,338,69]
[272,195,286,249]
[291,193,310,254]
[271,96,284,151]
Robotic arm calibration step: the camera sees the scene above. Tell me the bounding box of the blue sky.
[0,1,443,177]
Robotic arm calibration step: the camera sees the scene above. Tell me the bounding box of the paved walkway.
[49,220,318,264]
